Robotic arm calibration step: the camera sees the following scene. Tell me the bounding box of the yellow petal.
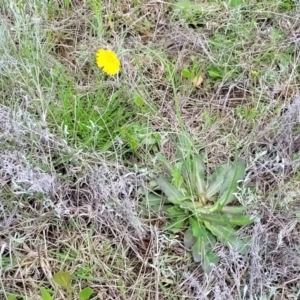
[96,49,120,76]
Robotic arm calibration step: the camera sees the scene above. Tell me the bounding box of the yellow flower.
[96,49,120,76]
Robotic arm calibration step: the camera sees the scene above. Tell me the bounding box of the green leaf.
[194,153,206,198]
[221,205,246,215]
[191,236,218,273]
[7,295,17,300]
[228,0,242,8]
[207,66,223,79]
[134,95,144,107]
[204,222,249,254]
[157,176,185,204]
[181,69,192,79]
[189,217,202,238]
[219,162,245,194]
[79,287,93,300]
[147,193,162,207]
[229,215,254,226]
[203,249,219,273]
[139,192,167,216]
[41,288,53,300]
[189,218,216,245]
[206,163,231,198]
[184,227,196,248]
[53,271,72,291]
[216,161,246,207]
[196,212,230,225]
[204,222,234,240]
[164,216,188,233]
[167,206,188,217]
[188,219,218,272]
[166,206,189,232]
[171,163,184,188]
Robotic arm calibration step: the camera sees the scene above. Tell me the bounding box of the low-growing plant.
[147,139,254,273]
[40,271,93,300]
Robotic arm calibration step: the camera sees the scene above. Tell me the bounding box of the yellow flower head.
[96,49,120,76]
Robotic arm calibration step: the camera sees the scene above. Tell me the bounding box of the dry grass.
[1,0,300,299]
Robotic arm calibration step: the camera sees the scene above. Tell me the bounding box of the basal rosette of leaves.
[146,152,254,273]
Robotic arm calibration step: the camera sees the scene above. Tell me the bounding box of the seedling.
[40,271,94,300]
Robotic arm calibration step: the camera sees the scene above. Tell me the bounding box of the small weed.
[39,271,94,300]
[145,135,254,273]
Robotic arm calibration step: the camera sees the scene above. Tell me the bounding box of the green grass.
[1,0,300,299]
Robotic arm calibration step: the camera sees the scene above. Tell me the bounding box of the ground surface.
[1,0,300,299]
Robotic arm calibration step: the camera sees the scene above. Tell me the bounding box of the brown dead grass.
[1,0,300,299]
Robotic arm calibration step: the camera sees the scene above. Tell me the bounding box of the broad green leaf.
[216,162,246,207]
[139,193,166,216]
[191,237,202,262]
[164,216,188,233]
[134,95,144,107]
[189,218,218,273]
[206,163,231,198]
[181,69,192,79]
[157,176,185,204]
[194,153,206,198]
[229,215,254,226]
[53,271,72,291]
[204,222,249,254]
[207,66,223,79]
[167,206,188,217]
[197,212,230,225]
[204,222,235,241]
[184,227,196,248]
[219,162,245,195]
[189,217,203,238]
[147,193,162,207]
[191,236,218,273]
[41,288,53,300]
[166,206,189,232]
[79,287,93,300]
[202,249,219,273]
[189,218,216,245]
[7,295,17,300]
